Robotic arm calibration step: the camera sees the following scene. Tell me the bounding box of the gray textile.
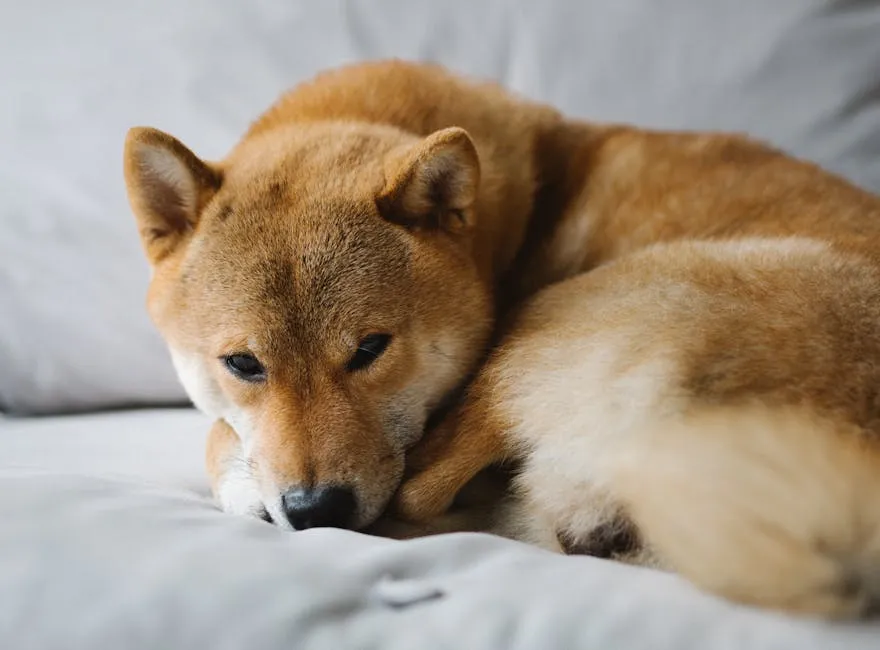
[3,409,880,650]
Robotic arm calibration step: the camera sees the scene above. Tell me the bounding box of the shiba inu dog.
[124,60,880,618]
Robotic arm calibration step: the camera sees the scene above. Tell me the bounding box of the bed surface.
[2,410,879,650]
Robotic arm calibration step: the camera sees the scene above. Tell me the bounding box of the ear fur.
[377,127,480,232]
[123,127,221,263]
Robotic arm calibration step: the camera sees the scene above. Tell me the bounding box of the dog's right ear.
[123,127,221,264]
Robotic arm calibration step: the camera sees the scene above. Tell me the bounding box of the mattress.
[2,409,879,649]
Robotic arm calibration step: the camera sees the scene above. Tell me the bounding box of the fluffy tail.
[612,404,880,619]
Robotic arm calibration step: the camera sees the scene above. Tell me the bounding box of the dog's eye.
[347,334,392,372]
[223,353,266,382]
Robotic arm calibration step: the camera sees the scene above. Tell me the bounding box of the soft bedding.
[2,410,880,649]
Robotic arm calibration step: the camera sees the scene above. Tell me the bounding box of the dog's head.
[123,121,493,529]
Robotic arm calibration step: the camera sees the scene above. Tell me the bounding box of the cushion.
[2,0,879,413]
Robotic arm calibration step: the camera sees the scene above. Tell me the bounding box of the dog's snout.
[281,485,356,530]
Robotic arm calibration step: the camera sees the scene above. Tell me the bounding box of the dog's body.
[124,60,880,618]
[400,238,880,617]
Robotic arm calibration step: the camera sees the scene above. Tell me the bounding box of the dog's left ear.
[377,127,480,232]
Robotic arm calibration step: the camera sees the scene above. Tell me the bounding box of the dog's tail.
[612,403,880,619]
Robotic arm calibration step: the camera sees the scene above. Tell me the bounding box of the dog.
[124,60,880,618]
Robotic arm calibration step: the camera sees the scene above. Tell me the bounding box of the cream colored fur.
[463,237,880,617]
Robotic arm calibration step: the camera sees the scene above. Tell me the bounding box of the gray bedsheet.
[2,410,879,649]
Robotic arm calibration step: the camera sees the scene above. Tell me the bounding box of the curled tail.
[613,404,880,619]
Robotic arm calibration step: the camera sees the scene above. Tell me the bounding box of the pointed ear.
[123,127,221,264]
[377,127,480,232]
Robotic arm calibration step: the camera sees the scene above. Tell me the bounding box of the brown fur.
[123,60,880,617]
[399,238,880,617]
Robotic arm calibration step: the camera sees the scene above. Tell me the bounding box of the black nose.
[281,486,356,530]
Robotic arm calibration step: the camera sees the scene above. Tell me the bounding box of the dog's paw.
[214,458,267,520]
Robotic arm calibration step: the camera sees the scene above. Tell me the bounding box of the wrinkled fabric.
[1,409,879,649]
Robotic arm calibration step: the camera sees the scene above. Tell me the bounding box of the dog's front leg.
[205,419,265,519]
[393,373,515,523]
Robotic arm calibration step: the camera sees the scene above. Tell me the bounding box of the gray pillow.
[1,0,878,414]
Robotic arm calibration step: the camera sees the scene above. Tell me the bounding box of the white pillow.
[2,0,879,413]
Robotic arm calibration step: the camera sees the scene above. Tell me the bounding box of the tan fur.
[399,238,880,618]
[612,403,880,618]
[123,60,880,616]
